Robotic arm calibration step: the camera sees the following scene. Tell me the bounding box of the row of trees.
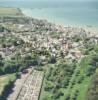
[42,44,98,100]
[0,52,43,75]
[43,62,76,99]
[85,48,98,100]
[86,72,98,100]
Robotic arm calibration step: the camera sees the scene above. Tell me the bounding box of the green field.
[39,55,97,100]
[0,8,23,16]
[0,74,16,96]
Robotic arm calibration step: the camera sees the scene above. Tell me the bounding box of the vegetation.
[86,71,98,100]
[40,61,76,100]
[0,15,98,100]
[40,44,98,100]
[0,25,4,32]
[0,74,16,97]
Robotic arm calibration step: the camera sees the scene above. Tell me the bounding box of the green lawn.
[77,77,91,100]
[0,73,16,96]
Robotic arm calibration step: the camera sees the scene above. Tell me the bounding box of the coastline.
[21,8,98,34]
[0,6,97,34]
[0,6,98,100]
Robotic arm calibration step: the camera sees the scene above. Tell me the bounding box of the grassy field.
[0,7,23,16]
[39,64,55,100]
[0,74,16,96]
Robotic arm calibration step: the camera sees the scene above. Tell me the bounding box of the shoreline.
[21,8,98,34]
[0,6,97,34]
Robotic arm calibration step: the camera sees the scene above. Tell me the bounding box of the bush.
[49,56,56,64]
[65,94,70,100]
[52,91,64,99]
[44,81,54,91]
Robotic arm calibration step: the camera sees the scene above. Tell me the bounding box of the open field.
[0,74,16,96]
[0,8,23,16]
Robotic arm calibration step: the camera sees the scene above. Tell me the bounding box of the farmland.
[0,8,23,16]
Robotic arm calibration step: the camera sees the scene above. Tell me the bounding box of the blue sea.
[0,0,98,28]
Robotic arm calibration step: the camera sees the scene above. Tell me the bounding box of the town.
[0,13,98,100]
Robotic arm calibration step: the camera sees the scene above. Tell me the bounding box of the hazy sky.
[0,0,97,3]
[1,0,97,1]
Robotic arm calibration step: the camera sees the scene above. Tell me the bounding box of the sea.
[0,0,98,30]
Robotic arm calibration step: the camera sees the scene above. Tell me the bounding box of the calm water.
[0,0,98,27]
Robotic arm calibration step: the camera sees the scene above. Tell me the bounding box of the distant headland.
[0,7,24,17]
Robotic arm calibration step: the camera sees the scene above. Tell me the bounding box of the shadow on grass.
[0,74,20,100]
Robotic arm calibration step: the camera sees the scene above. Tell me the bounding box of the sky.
[0,0,98,4]
[1,0,97,1]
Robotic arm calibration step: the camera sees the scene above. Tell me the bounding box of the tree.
[86,72,98,100]
[52,91,64,99]
[0,54,4,66]
[49,55,56,64]
[0,68,3,75]
[44,81,54,91]
[0,25,4,32]
[86,65,96,76]
[0,54,3,60]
